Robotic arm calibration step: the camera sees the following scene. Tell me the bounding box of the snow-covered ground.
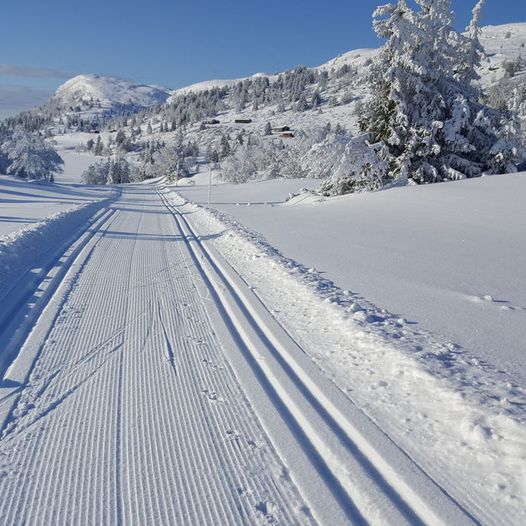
[0,146,108,237]
[170,173,526,524]
[175,173,526,388]
[0,173,524,524]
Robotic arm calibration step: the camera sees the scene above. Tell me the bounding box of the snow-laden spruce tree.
[1,127,63,182]
[153,132,189,182]
[358,0,521,185]
[81,158,138,185]
[309,133,390,194]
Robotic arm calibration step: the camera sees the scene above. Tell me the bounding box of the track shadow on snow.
[100,229,224,243]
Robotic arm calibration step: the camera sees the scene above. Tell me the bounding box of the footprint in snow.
[255,500,278,524]
[226,429,241,445]
[467,294,521,311]
[201,388,227,404]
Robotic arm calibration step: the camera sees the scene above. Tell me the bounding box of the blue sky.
[1,0,524,118]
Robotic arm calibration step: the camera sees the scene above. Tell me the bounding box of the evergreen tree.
[94,135,104,156]
[360,0,521,185]
[220,134,231,159]
[115,129,126,146]
[1,128,63,182]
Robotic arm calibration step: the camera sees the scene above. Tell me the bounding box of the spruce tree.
[360,0,521,184]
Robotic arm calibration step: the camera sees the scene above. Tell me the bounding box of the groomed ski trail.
[0,184,477,525]
[0,185,310,526]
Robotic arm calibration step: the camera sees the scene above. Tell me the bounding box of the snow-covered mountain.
[164,23,525,99]
[7,22,524,143]
[53,74,170,110]
[141,23,525,153]
[31,74,172,129]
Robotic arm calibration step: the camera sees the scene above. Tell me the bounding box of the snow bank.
[0,188,117,301]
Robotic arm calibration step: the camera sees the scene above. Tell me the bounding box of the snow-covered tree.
[318,134,391,195]
[153,132,189,182]
[1,128,63,182]
[359,0,521,186]
[81,157,138,185]
[220,133,231,159]
[220,145,258,184]
[459,0,485,89]
[94,135,104,156]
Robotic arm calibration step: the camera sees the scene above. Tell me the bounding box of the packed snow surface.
[0,177,524,524]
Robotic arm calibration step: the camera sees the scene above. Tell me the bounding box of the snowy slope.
[54,74,170,110]
[165,23,525,99]
[175,173,526,387]
[171,174,526,525]
[479,23,526,84]
[167,72,280,101]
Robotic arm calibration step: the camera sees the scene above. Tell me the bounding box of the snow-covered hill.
[53,74,170,110]
[134,22,526,158]
[479,23,526,83]
[32,74,172,130]
[165,23,525,98]
[12,22,522,142]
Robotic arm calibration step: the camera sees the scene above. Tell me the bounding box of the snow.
[1,18,525,526]
[167,73,279,100]
[169,173,526,524]
[316,48,378,72]
[0,176,111,237]
[54,74,170,109]
[0,173,524,524]
[479,23,526,84]
[175,173,526,387]
[0,186,314,525]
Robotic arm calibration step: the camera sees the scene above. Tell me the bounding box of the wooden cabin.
[281,132,295,139]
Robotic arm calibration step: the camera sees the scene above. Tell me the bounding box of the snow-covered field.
[175,173,526,387]
[0,171,524,524]
[171,173,526,524]
[0,146,108,237]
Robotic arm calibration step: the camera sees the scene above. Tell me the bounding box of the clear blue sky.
[1,0,524,117]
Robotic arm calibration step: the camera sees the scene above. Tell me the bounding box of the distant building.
[235,119,252,124]
[281,132,295,139]
[273,126,291,132]
[204,119,220,125]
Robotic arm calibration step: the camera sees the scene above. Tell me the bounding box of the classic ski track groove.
[0,183,480,525]
[0,185,311,526]
[157,186,477,526]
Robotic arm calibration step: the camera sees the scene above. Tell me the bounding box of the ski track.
[0,185,309,526]
[0,183,484,525]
